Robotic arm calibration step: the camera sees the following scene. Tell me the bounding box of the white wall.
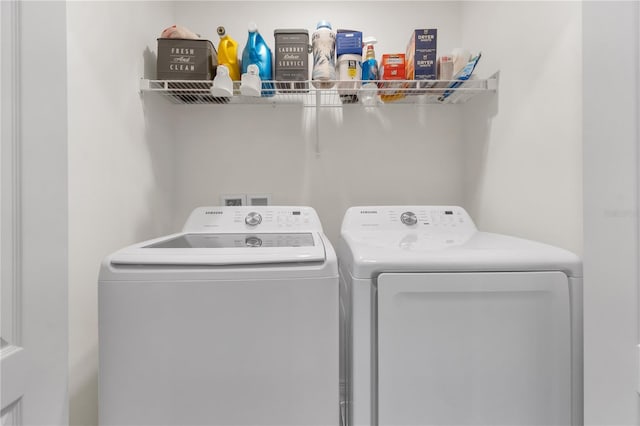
[67,2,175,425]
[583,2,640,425]
[460,1,583,255]
[172,104,466,243]
[169,1,583,252]
[171,1,466,243]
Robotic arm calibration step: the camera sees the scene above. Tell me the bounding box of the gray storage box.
[157,38,217,80]
[274,29,310,92]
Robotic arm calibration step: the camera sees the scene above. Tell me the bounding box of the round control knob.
[245,236,262,247]
[245,212,262,227]
[400,211,418,226]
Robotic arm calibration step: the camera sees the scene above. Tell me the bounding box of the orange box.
[379,54,406,102]
[380,53,406,80]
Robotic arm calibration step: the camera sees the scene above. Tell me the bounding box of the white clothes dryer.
[338,206,582,426]
[99,206,339,426]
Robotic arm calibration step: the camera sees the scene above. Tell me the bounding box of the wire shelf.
[140,75,498,106]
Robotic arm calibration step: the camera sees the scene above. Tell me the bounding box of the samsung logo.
[205,211,223,215]
[360,210,378,214]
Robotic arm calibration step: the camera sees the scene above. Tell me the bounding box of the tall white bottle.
[312,20,336,88]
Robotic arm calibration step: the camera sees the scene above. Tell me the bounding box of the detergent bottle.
[216,26,240,81]
[241,22,274,97]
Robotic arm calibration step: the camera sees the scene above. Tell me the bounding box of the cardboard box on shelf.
[405,29,437,81]
[156,38,217,80]
[336,30,363,56]
[379,53,406,102]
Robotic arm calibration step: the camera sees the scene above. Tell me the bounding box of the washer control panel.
[342,206,477,232]
[183,206,323,232]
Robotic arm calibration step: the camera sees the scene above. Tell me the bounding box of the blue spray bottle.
[359,36,378,104]
[360,36,378,81]
[241,22,274,97]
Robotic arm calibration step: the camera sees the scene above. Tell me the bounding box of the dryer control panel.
[182,206,324,233]
[342,206,477,233]
[341,206,478,251]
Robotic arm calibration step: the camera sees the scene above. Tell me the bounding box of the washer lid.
[110,232,326,266]
[340,206,582,278]
[342,231,582,277]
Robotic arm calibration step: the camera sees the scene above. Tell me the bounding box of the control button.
[245,212,262,227]
[400,211,418,226]
[245,236,262,247]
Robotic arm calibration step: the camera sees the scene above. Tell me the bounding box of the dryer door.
[377,271,571,426]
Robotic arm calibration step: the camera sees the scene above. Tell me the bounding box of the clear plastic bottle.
[241,22,274,97]
[311,21,336,88]
[216,26,240,81]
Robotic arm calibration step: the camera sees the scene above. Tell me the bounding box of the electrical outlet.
[247,194,271,206]
[220,194,247,206]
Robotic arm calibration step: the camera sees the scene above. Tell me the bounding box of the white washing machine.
[99,206,339,426]
[338,206,583,426]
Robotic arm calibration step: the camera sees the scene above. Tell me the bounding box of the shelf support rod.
[315,90,321,156]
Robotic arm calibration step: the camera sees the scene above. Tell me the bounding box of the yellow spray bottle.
[216,26,240,81]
